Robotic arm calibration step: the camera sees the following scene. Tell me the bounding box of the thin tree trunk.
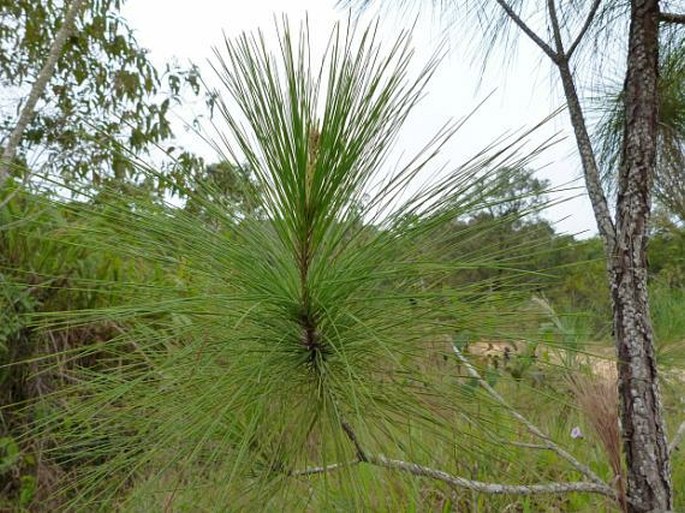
[614,1,672,511]
[0,0,87,186]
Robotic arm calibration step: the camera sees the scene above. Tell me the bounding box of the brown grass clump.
[568,373,627,511]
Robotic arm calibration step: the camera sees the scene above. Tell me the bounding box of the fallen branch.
[452,344,606,486]
[368,455,616,498]
[291,460,358,476]
[290,453,616,498]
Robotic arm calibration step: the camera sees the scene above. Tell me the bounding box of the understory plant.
[18,18,630,512]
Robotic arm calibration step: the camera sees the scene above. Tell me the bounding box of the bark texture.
[614,1,672,511]
[0,0,87,185]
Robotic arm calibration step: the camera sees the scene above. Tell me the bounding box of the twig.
[452,344,606,486]
[341,419,368,462]
[367,455,616,498]
[668,420,685,454]
[660,12,685,24]
[493,0,561,64]
[546,0,565,56]
[291,454,616,498]
[291,460,358,476]
[566,0,601,59]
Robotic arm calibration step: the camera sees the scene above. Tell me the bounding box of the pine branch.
[660,12,685,24]
[291,461,359,476]
[290,454,617,498]
[341,419,369,463]
[319,400,617,501]
[546,0,566,55]
[493,0,561,64]
[367,455,617,498]
[491,0,616,248]
[566,0,601,59]
[451,345,606,487]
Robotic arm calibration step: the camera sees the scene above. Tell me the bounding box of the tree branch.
[291,460,359,476]
[493,0,616,248]
[660,12,685,24]
[555,59,616,248]
[292,454,616,498]
[0,0,87,186]
[293,378,616,502]
[452,345,606,486]
[668,420,685,454]
[566,0,601,59]
[367,455,617,498]
[493,0,562,64]
[546,0,566,55]
[341,419,369,463]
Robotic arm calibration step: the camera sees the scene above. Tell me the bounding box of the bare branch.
[341,419,369,463]
[668,420,685,455]
[555,59,616,247]
[0,0,87,186]
[491,0,616,247]
[546,0,566,55]
[452,345,606,486]
[368,455,617,498]
[290,455,616,498]
[291,460,359,476]
[566,0,601,59]
[660,12,685,24]
[493,0,562,63]
[292,379,616,501]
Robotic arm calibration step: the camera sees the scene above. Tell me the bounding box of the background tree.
[0,0,205,192]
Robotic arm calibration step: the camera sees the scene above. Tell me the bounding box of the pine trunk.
[615,1,672,511]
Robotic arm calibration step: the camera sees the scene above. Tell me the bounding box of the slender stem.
[493,0,561,63]
[660,12,685,24]
[547,0,566,55]
[291,460,358,476]
[567,0,601,59]
[0,0,87,185]
[301,391,617,502]
[291,454,617,498]
[341,419,368,463]
[367,455,617,498]
[668,420,685,455]
[452,345,607,486]
[554,58,616,250]
[490,0,615,250]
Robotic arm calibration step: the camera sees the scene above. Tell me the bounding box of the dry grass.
[567,373,626,512]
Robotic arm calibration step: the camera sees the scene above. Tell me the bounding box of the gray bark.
[501,1,673,508]
[0,0,87,186]
[613,1,673,511]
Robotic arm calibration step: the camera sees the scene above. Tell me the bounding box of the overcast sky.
[121,0,598,236]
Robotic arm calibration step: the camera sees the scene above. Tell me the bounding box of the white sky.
[121,0,598,237]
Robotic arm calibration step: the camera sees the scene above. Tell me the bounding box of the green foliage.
[594,33,685,222]
[0,10,682,512]
[0,0,204,189]
[183,160,264,224]
[15,19,581,511]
